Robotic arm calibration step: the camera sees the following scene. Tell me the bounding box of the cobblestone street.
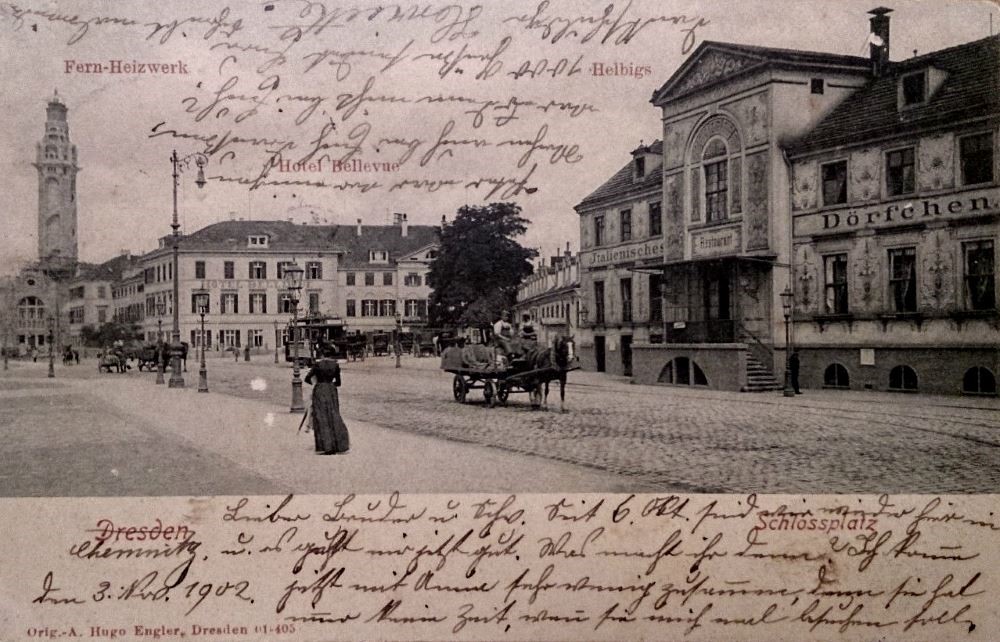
[4,353,1000,494]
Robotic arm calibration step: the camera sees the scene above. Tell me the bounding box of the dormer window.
[901,72,926,106]
[248,235,269,248]
[810,78,825,95]
[369,250,388,263]
[634,156,646,179]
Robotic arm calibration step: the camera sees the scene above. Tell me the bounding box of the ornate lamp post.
[155,299,167,384]
[46,315,55,378]
[168,149,207,389]
[394,312,402,369]
[283,261,305,414]
[780,286,795,398]
[194,288,209,393]
[273,319,280,364]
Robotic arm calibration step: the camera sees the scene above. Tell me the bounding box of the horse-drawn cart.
[441,341,575,409]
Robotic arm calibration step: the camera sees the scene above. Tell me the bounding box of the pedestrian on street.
[790,350,801,394]
[304,343,350,455]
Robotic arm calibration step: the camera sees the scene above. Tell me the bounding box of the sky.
[0,0,995,275]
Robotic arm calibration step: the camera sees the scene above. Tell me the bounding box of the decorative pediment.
[662,49,762,100]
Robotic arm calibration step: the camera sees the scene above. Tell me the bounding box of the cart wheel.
[497,383,509,406]
[529,386,542,409]
[452,375,467,403]
[484,381,496,407]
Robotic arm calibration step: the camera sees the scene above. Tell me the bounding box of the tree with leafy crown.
[427,203,537,330]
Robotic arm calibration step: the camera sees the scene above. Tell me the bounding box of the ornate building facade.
[785,32,999,395]
[514,246,581,349]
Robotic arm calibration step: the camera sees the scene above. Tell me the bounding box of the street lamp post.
[194,288,209,393]
[273,320,279,364]
[47,315,55,378]
[780,286,795,398]
[283,261,305,414]
[394,313,402,369]
[155,300,166,384]
[168,149,207,389]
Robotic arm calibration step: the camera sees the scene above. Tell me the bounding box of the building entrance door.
[594,335,606,372]
[620,335,632,377]
[703,263,733,342]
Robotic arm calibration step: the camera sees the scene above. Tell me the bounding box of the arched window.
[688,116,743,224]
[18,296,45,320]
[658,357,708,386]
[889,365,918,392]
[823,363,850,388]
[963,367,997,395]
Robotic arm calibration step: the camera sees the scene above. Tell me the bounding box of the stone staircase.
[744,350,782,392]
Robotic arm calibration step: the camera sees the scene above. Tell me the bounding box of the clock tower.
[34,91,79,276]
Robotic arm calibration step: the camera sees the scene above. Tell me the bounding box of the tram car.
[284,315,349,366]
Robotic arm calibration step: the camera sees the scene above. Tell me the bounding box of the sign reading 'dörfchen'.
[691,225,741,258]
[795,187,1000,236]
[585,240,665,267]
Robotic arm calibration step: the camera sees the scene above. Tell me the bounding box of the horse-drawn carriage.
[332,333,367,362]
[441,336,576,410]
[135,344,163,372]
[369,332,390,356]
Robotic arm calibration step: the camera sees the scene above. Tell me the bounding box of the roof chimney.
[868,7,892,77]
[441,215,446,227]
[401,213,408,237]
[356,218,362,236]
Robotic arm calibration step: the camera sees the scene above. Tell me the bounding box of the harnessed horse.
[494,334,574,412]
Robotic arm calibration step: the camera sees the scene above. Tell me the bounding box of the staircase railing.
[736,322,775,372]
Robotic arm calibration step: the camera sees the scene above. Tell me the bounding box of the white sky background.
[0,0,994,274]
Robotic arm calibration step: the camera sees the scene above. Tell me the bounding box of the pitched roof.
[336,224,439,268]
[787,35,1000,156]
[75,254,138,282]
[652,40,870,105]
[161,219,439,268]
[576,140,663,210]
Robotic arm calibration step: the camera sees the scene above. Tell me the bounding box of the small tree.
[427,203,537,329]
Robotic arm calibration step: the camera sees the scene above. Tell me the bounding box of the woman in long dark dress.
[304,344,350,454]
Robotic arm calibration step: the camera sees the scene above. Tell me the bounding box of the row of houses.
[570,8,999,396]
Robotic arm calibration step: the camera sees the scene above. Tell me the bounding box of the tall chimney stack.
[868,7,892,77]
[401,213,408,237]
[356,218,362,236]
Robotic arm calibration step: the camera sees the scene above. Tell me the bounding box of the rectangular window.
[649,202,662,237]
[810,78,825,94]
[405,299,428,318]
[902,72,925,106]
[404,272,421,286]
[276,261,293,280]
[221,329,240,347]
[221,292,239,314]
[97,307,107,323]
[306,261,323,280]
[249,261,266,279]
[364,272,375,286]
[704,160,728,221]
[346,300,356,317]
[249,292,266,314]
[362,299,377,317]
[248,329,264,348]
[593,281,605,324]
[824,254,849,314]
[97,286,107,299]
[821,161,848,205]
[960,133,995,186]
[620,209,632,242]
[634,156,645,179]
[346,272,356,286]
[620,278,632,323]
[886,147,915,196]
[379,300,396,317]
[247,235,268,247]
[280,293,294,314]
[224,261,234,279]
[649,273,663,323]
[369,250,389,263]
[308,292,320,315]
[594,215,605,246]
[964,240,996,311]
[383,272,393,286]
[195,261,205,279]
[888,247,918,312]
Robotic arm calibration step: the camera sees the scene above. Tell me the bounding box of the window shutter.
[690,168,701,221]
[730,157,742,214]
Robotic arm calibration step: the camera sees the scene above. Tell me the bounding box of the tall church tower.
[33,91,79,273]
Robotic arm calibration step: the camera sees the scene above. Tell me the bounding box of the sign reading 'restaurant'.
[795,187,999,236]
[585,240,664,267]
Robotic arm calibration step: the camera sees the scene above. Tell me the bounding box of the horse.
[494,334,574,412]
